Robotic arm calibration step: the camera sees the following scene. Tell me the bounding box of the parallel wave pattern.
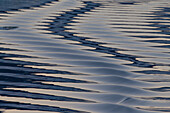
[0,0,170,113]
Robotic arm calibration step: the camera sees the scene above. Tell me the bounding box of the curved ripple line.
[0,0,170,113]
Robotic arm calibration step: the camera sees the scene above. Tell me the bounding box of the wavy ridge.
[0,0,170,113]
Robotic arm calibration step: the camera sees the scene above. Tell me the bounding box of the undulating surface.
[0,0,170,113]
